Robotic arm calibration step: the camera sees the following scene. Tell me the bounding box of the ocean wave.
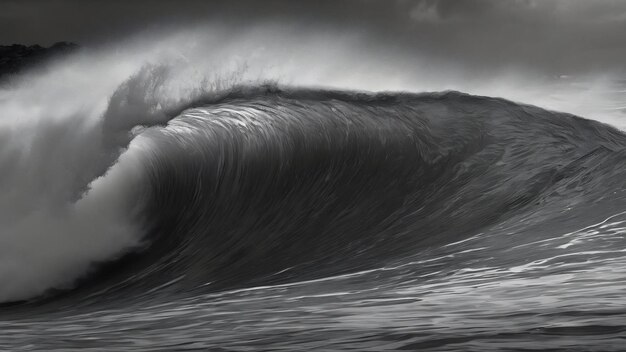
[4,86,624,307]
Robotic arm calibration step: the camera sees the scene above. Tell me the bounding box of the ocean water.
[1,38,626,351]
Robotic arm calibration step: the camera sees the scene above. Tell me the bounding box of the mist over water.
[1,20,626,351]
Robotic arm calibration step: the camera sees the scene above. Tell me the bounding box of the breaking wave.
[3,80,626,304]
[1,27,626,350]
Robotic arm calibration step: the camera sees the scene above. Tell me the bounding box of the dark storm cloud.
[1,0,626,74]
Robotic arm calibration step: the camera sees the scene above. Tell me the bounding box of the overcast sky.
[2,0,626,75]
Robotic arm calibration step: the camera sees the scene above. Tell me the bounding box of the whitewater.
[1,25,626,351]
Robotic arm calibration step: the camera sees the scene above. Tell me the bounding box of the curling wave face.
[3,86,626,350]
[21,87,624,302]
